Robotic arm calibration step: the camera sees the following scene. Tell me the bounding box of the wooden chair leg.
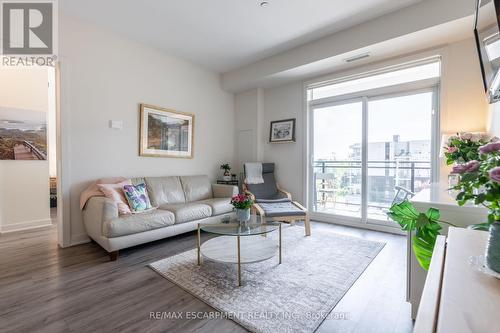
[304,215,311,236]
[109,251,119,261]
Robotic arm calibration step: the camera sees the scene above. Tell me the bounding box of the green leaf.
[416,213,429,228]
[426,207,440,223]
[469,222,491,231]
[412,234,436,270]
[475,193,486,205]
[387,201,419,231]
[388,200,445,271]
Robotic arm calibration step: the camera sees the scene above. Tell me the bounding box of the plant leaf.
[469,222,491,231]
[412,234,435,270]
[426,207,440,223]
[387,201,419,231]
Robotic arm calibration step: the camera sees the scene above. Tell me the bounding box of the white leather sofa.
[83,175,237,260]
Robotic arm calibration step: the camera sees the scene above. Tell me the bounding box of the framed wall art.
[139,104,194,158]
[269,118,296,143]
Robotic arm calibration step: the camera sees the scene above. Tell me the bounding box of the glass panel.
[311,62,440,100]
[367,92,433,222]
[313,101,362,218]
[201,219,281,236]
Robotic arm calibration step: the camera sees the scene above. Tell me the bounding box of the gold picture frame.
[139,104,194,158]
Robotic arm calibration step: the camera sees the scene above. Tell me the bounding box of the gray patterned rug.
[149,226,385,333]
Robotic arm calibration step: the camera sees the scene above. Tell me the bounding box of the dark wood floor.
[0,221,412,333]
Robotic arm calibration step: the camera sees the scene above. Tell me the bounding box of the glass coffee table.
[197,216,282,286]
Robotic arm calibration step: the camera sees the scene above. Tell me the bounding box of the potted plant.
[388,201,455,270]
[450,140,500,273]
[220,163,232,181]
[231,194,254,223]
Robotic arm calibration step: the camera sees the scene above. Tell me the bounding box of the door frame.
[307,82,440,232]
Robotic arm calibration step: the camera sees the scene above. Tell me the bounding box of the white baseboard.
[0,219,52,233]
[311,213,405,236]
[70,233,91,246]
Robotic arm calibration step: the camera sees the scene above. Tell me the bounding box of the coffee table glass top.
[200,216,280,236]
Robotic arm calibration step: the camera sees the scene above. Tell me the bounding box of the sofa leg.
[109,251,119,261]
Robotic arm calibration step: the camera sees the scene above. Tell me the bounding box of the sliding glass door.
[312,100,363,218]
[366,91,435,224]
[310,88,437,227]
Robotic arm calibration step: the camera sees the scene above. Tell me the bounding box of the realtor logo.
[2,1,53,54]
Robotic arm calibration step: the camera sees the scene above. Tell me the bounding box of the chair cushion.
[258,202,307,218]
[160,202,212,224]
[103,209,175,238]
[180,175,213,202]
[145,176,185,206]
[255,197,291,203]
[246,173,279,199]
[200,198,233,215]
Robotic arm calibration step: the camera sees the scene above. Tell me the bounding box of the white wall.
[234,88,265,174]
[441,39,489,134]
[262,82,304,200]
[235,38,490,204]
[0,66,51,232]
[59,16,235,245]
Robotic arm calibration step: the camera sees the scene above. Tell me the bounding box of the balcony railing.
[313,160,431,219]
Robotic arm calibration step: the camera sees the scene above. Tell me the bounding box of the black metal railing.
[313,160,431,214]
[313,160,431,193]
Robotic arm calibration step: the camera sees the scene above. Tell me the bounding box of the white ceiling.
[61,0,423,73]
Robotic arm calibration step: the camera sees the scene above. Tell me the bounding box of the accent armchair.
[243,163,311,236]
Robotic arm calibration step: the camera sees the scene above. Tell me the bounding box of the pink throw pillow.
[97,180,132,215]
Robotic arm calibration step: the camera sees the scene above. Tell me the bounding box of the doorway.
[0,65,58,236]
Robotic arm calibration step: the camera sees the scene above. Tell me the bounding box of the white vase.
[222,170,231,181]
[236,208,250,223]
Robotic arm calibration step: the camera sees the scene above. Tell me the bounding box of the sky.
[313,92,433,160]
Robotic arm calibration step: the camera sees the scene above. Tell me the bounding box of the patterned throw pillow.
[123,183,152,213]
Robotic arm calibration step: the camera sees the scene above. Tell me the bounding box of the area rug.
[149,226,385,333]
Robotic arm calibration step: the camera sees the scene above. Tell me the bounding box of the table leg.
[197,223,201,266]
[237,235,241,286]
[279,223,282,264]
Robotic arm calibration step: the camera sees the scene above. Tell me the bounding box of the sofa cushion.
[160,202,212,224]
[200,198,233,216]
[103,209,175,238]
[180,175,212,202]
[145,176,185,206]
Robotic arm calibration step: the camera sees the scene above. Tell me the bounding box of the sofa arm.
[212,184,238,198]
[83,197,118,238]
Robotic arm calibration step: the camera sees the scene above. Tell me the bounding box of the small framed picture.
[139,104,194,158]
[269,118,296,143]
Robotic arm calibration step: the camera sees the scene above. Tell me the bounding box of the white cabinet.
[415,228,500,333]
[408,183,488,319]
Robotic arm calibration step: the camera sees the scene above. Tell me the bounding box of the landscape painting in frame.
[0,107,47,160]
[140,104,194,158]
[269,118,296,143]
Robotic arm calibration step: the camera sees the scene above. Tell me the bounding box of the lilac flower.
[452,160,481,174]
[447,146,458,153]
[489,167,500,183]
[479,142,500,154]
